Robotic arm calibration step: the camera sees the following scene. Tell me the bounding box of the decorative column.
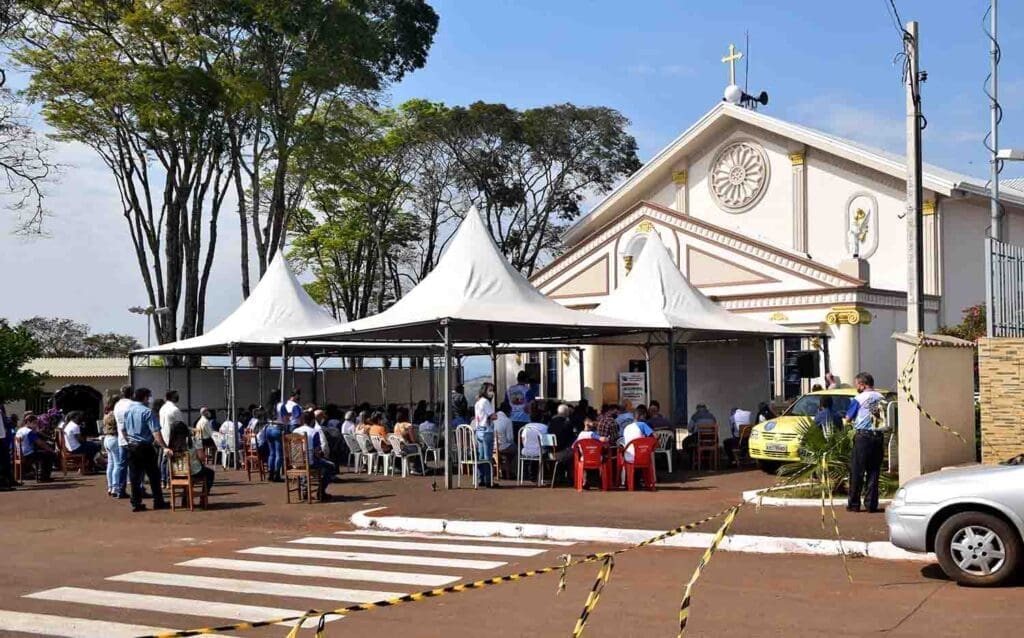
[672,168,688,215]
[922,199,939,296]
[825,305,872,387]
[790,149,808,252]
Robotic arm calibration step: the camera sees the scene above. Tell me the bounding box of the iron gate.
[985,237,1024,337]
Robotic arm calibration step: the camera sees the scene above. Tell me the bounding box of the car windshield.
[784,395,852,418]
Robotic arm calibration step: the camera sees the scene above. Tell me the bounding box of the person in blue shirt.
[122,387,173,512]
[277,389,303,431]
[845,372,885,513]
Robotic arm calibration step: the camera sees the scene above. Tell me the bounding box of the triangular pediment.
[533,201,865,299]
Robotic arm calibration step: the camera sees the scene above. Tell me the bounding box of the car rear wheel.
[757,460,781,475]
[935,511,1022,587]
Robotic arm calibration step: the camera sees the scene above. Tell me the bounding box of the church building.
[513,62,1024,417]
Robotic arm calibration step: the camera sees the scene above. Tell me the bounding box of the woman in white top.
[473,383,497,487]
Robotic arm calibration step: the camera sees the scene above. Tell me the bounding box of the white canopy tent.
[289,207,658,488]
[589,235,821,414]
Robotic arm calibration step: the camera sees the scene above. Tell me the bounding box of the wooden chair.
[692,423,720,471]
[284,433,322,504]
[169,451,208,511]
[243,430,266,482]
[13,436,32,482]
[55,429,86,477]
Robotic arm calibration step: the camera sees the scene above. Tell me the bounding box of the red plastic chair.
[572,438,609,491]
[619,436,657,491]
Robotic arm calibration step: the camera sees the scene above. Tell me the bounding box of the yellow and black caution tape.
[138,505,740,638]
[821,455,853,583]
[677,505,740,637]
[897,333,968,445]
[571,554,615,637]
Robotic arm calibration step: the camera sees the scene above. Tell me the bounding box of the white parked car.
[886,458,1024,586]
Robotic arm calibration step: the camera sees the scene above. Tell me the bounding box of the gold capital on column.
[789,152,805,166]
[825,305,872,326]
[672,170,688,185]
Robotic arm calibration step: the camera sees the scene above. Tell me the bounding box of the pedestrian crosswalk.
[0,530,573,636]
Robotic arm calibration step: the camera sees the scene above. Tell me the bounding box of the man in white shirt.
[494,409,515,479]
[113,385,134,448]
[312,409,332,459]
[622,406,655,463]
[158,391,185,444]
[341,411,358,435]
[63,411,101,463]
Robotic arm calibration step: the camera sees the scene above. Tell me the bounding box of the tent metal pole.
[351,363,358,408]
[128,354,136,392]
[229,345,238,468]
[185,356,193,425]
[311,355,319,406]
[577,347,585,404]
[443,323,452,490]
[822,335,831,376]
[644,343,652,406]
[428,355,436,408]
[490,341,500,486]
[380,368,387,407]
[667,329,676,423]
[279,342,288,415]
[408,363,414,407]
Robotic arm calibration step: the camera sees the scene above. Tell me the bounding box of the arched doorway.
[53,384,104,436]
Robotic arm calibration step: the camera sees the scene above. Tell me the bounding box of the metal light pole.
[904,21,925,335]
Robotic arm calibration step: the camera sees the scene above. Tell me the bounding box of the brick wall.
[978,337,1024,463]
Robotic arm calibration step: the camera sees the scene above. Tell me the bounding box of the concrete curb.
[349,508,934,562]
[741,486,893,509]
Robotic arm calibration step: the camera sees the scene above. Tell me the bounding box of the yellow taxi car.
[748,387,895,472]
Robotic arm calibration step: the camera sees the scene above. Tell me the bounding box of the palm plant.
[778,420,898,495]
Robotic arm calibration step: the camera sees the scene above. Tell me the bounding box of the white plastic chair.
[212,432,237,470]
[389,434,423,477]
[419,430,441,472]
[343,432,364,471]
[354,433,378,475]
[653,429,674,474]
[370,434,395,476]
[455,424,490,489]
[517,425,545,486]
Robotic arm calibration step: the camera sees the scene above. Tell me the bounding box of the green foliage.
[17,316,140,357]
[778,421,898,495]
[0,318,45,402]
[937,303,986,342]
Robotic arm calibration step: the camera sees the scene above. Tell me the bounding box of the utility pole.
[990,0,1002,241]
[905,21,925,335]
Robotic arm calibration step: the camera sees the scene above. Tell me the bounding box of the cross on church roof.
[721,43,743,85]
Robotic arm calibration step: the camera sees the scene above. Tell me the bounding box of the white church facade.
[507,101,1024,419]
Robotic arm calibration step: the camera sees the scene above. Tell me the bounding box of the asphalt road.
[1,472,1021,637]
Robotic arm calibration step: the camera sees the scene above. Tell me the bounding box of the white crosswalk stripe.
[179,556,461,586]
[0,610,236,638]
[25,587,327,628]
[239,545,507,570]
[290,536,547,556]
[335,529,575,545]
[109,571,406,603]
[2,531,573,637]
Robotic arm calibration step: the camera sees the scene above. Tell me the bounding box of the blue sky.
[1,0,1021,357]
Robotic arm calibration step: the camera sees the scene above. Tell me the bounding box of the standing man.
[845,372,885,513]
[277,389,303,431]
[449,384,469,423]
[159,391,184,484]
[505,371,535,435]
[123,387,173,512]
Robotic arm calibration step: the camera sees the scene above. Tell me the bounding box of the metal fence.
[985,237,1024,337]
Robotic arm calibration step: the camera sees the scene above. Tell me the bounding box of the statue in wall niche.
[847,207,870,258]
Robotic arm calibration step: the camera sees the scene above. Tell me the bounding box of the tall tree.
[17,316,140,357]
[201,0,438,297]
[0,318,44,402]
[402,100,642,276]
[15,0,232,344]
